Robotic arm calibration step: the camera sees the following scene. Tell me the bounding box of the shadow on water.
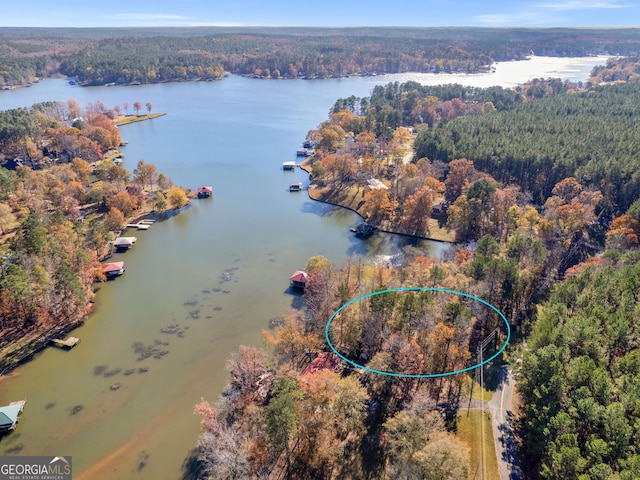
[181,448,206,480]
[346,233,379,257]
[346,231,437,260]
[300,200,356,219]
[284,286,306,310]
[0,431,24,455]
[142,204,192,224]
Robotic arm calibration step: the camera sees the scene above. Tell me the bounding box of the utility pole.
[477,328,498,480]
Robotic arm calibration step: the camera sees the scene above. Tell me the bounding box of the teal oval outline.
[324,287,510,378]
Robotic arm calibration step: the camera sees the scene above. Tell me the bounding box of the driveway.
[487,367,523,480]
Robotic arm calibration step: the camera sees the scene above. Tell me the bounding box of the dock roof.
[0,403,24,429]
[0,412,14,429]
[102,261,125,273]
[289,270,309,283]
[114,237,137,246]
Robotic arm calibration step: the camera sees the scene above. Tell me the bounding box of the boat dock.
[351,222,377,237]
[289,270,309,290]
[0,400,26,432]
[282,161,297,170]
[50,337,80,349]
[127,219,155,230]
[197,186,213,198]
[113,236,137,251]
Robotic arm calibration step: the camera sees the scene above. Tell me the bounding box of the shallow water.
[0,56,606,479]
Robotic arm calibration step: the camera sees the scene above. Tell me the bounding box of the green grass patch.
[113,112,166,126]
[456,411,500,480]
[461,374,494,401]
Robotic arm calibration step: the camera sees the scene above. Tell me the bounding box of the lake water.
[0,56,607,479]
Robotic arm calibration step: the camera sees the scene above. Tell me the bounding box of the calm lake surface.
[0,56,607,479]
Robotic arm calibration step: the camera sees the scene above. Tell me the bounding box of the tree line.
[0,98,152,165]
[3,27,640,87]
[518,247,640,479]
[414,80,640,213]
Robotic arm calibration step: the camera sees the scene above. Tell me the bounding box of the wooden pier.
[127,219,155,230]
[50,337,80,349]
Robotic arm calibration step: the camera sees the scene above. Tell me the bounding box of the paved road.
[487,367,523,480]
[463,365,523,480]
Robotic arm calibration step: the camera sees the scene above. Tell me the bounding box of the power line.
[477,328,498,480]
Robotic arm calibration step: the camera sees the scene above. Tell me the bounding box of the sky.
[2,0,639,28]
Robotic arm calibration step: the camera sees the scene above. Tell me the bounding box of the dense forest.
[0,99,189,373]
[2,27,640,86]
[518,251,640,479]
[413,81,640,212]
[193,59,640,478]
[194,249,511,479]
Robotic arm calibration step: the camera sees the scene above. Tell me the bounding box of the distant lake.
[0,56,607,480]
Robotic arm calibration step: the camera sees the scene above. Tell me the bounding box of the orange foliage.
[444,158,476,202]
[565,256,611,277]
[606,214,640,249]
[455,248,473,266]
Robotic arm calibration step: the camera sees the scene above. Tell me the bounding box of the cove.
[0,75,445,480]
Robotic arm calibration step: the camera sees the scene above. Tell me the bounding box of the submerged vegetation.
[0,99,188,373]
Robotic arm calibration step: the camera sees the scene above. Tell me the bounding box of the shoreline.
[113,112,166,126]
[0,55,563,90]
[0,107,191,376]
[299,164,456,244]
[0,320,85,376]
[0,205,182,376]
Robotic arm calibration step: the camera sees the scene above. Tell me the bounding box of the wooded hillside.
[414,81,640,212]
[2,27,640,86]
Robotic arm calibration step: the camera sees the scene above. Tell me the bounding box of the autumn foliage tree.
[606,214,640,250]
[362,187,394,226]
[106,191,136,217]
[133,159,158,190]
[167,186,188,209]
[103,207,125,232]
[398,177,445,237]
